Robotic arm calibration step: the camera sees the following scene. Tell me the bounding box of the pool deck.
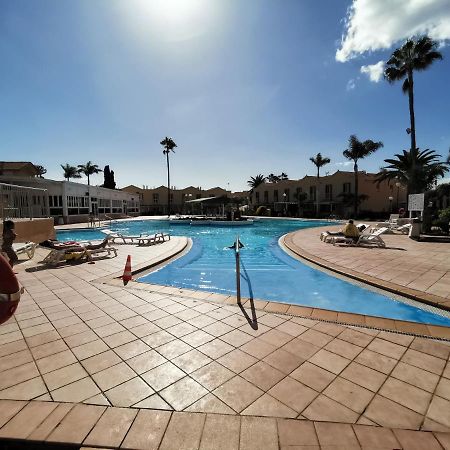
[284,224,450,312]
[1,235,450,448]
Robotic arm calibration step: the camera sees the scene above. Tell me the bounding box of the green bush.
[438,207,450,221]
[255,206,267,216]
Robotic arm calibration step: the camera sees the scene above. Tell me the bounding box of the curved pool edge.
[282,229,450,315]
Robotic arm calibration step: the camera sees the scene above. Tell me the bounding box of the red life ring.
[0,254,21,325]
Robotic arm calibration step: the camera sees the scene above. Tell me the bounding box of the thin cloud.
[335,161,353,167]
[336,0,450,62]
[346,78,356,91]
[360,60,385,82]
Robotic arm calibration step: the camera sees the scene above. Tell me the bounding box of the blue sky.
[1,0,449,190]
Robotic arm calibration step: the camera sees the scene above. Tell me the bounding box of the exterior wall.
[0,162,38,178]
[122,185,231,215]
[249,171,407,217]
[0,218,55,243]
[0,177,140,224]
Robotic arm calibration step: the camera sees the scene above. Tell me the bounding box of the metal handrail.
[234,235,241,303]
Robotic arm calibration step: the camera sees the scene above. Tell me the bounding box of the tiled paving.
[284,224,450,309]
[1,237,450,448]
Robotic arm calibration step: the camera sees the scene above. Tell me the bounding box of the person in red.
[2,220,18,267]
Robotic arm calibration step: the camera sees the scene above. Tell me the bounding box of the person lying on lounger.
[321,220,361,242]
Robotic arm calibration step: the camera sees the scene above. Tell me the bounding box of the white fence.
[0,182,50,220]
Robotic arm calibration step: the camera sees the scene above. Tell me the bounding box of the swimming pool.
[57,219,450,326]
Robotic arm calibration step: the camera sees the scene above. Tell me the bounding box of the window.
[309,186,316,201]
[284,189,290,202]
[325,184,333,200]
[153,193,159,204]
[274,190,278,202]
[343,182,351,193]
[264,191,269,202]
[255,192,260,203]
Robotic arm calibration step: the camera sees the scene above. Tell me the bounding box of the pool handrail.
[234,235,241,304]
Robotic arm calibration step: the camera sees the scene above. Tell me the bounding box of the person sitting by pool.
[320,219,360,242]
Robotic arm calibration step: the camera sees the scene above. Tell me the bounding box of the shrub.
[255,206,267,216]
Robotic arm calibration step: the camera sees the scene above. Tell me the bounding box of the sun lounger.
[136,232,171,246]
[101,230,141,244]
[355,227,389,247]
[12,242,38,259]
[396,223,412,234]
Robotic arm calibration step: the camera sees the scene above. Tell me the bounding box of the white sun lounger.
[136,232,171,246]
[356,227,388,247]
[12,242,38,259]
[101,230,141,244]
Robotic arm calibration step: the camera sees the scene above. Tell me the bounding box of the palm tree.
[160,137,177,216]
[309,153,331,216]
[34,165,47,178]
[267,173,280,183]
[343,135,383,217]
[77,161,102,186]
[385,36,442,157]
[376,148,449,197]
[279,172,289,180]
[61,164,82,182]
[247,174,266,192]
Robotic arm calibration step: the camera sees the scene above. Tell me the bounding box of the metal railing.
[234,235,241,303]
[0,182,49,220]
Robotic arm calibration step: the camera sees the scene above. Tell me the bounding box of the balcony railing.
[0,182,49,220]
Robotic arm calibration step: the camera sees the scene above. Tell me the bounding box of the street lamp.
[283,192,287,216]
[388,196,393,213]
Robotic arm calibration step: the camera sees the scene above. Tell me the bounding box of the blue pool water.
[57,219,450,326]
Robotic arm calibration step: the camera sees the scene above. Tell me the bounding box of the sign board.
[408,193,425,213]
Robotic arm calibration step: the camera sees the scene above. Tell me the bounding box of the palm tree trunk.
[354,162,358,217]
[166,152,171,217]
[87,174,91,215]
[408,70,416,154]
[316,166,320,217]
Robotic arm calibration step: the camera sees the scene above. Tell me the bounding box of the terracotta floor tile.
[0,339,28,357]
[242,393,297,418]
[217,348,257,374]
[434,431,450,449]
[64,330,99,348]
[276,320,308,337]
[0,401,57,439]
[94,323,127,339]
[379,377,432,414]
[308,349,350,375]
[51,377,100,402]
[191,361,234,390]
[324,338,363,360]
[302,394,359,423]
[181,329,215,347]
[160,376,208,410]
[298,329,333,347]
[220,329,254,347]
[121,409,171,450]
[72,339,109,360]
[436,377,450,401]
[352,424,400,449]
[167,322,198,338]
[277,419,318,446]
[402,348,446,375]
[142,330,176,347]
[84,406,137,448]
[282,338,321,360]
[84,392,111,406]
[187,314,217,328]
[377,330,414,347]
[238,322,272,338]
[30,339,69,360]
[46,404,106,444]
[259,329,293,347]
[263,348,305,374]
[141,361,185,391]
[391,361,440,393]
[36,350,77,374]
[81,350,122,375]
[0,349,33,373]
[364,394,423,429]
[269,376,318,413]
[241,361,286,391]
[186,393,235,415]
[114,339,151,360]
[28,403,74,441]
[103,330,137,348]
[159,411,205,450]
[315,422,359,448]
[0,377,48,400]
[105,377,154,407]
[203,321,234,337]
[338,328,374,347]
[393,428,443,450]
[213,376,264,412]
[0,400,27,428]
[312,321,346,337]
[43,362,88,390]
[258,314,286,327]
[157,339,193,359]
[128,321,161,338]
[427,396,450,428]
[133,394,172,409]
[172,349,213,374]
[340,361,387,392]
[127,350,167,374]
[241,338,278,359]
[92,362,136,391]
[198,338,234,359]
[199,414,240,450]
[324,377,374,413]
[410,338,450,360]
[290,361,335,392]
[239,416,278,450]
[355,349,397,374]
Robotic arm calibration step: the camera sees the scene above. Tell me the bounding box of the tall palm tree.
[77,161,102,186]
[160,137,177,216]
[61,164,82,182]
[376,148,449,197]
[247,174,266,194]
[343,135,383,217]
[385,36,442,157]
[34,165,47,178]
[309,153,331,216]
